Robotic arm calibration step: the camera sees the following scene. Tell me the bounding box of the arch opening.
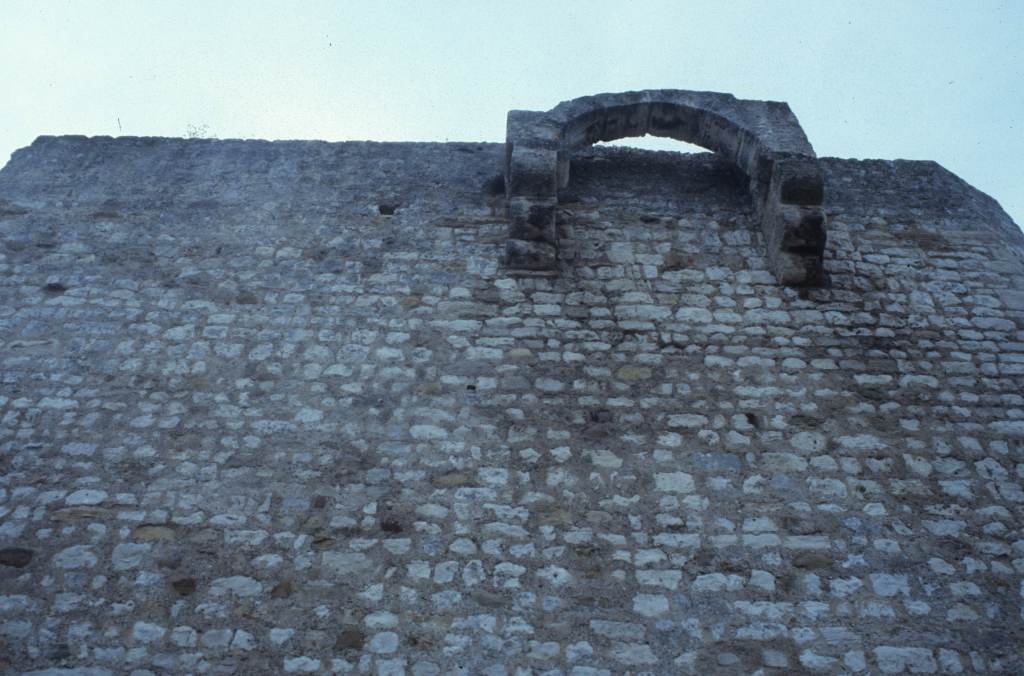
[554,101,762,195]
[504,90,828,286]
[597,137,710,155]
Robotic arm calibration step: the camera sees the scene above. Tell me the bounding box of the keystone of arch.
[503,90,826,286]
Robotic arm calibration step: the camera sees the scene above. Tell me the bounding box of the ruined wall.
[0,135,1022,675]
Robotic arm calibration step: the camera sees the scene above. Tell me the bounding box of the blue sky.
[2,1,1022,227]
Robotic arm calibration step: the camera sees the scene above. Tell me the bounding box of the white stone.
[655,472,695,493]
[323,551,373,575]
[283,656,321,673]
[54,545,98,569]
[635,570,681,589]
[791,431,827,453]
[170,626,197,648]
[632,594,669,617]
[410,424,447,440]
[112,543,151,571]
[365,611,399,629]
[610,642,658,665]
[201,628,234,649]
[294,407,323,423]
[62,442,98,456]
[448,538,477,555]
[590,620,645,640]
[874,646,937,673]
[749,570,775,592]
[536,565,572,587]
[675,307,712,323]
[535,378,564,392]
[870,573,909,597]
[231,629,256,651]
[132,622,166,643]
[668,414,707,428]
[692,573,744,592]
[269,628,295,645]
[368,631,399,653]
[209,576,263,597]
[588,449,622,469]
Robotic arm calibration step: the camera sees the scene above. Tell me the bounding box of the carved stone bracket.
[504,90,826,285]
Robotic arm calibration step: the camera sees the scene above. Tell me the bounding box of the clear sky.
[2,1,1022,227]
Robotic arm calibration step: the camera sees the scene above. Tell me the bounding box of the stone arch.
[504,90,827,285]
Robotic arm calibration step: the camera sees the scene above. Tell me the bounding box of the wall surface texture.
[0,136,1023,674]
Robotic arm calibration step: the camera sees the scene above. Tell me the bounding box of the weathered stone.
[335,628,365,652]
[209,575,262,598]
[874,646,937,673]
[322,552,373,576]
[270,581,293,598]
[131,525,176,541]
[615,366,652,381]
[431,472,474,487]
[170,577,197,596]
[53,546,97,570]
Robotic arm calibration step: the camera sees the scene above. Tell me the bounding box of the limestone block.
[508,197,557,244]
[506,238,557,270]
[507,146,557,199]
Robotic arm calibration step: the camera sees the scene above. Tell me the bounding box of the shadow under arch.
[504,90,826,286]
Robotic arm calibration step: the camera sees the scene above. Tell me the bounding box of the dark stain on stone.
[792,552,833,569]
[311,495,328,510]
[484,174,505,196]
[187,199,221,210]
[430,471,474,488]
[789,414,823,429]
[52,506,107,522]
[0,547,34,568]
[156,554,182,570]
[380,518,403,534]
[46,642,72,663]
[271,581,293,598]
[303,247,328,261]
[0,206,30,218]
[335,628,365,652]
[469,589,506,607]
[170,576,197,596]
[378,203,397,216]
[43,282,68,294]
[235,290,260,304]
[661,250,685,270]
[311,536,335,550]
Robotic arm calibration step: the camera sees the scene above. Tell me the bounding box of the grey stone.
[53,546,98,570]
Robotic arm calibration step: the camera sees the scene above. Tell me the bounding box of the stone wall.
[0,135,1022,674]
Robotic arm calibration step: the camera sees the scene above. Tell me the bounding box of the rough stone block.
[508,198,557,244]
[505,238,556,270]
[507,146,557,199]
